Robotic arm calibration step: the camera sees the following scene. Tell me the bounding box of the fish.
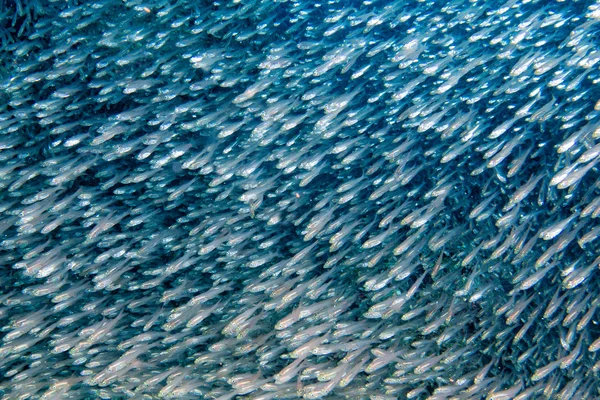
[0,0,598,398]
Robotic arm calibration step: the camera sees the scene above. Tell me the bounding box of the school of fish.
[1,0,600,398]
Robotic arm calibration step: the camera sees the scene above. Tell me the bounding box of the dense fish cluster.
[1,0,600,398]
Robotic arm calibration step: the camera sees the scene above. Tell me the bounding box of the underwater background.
[1,0,600,398]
